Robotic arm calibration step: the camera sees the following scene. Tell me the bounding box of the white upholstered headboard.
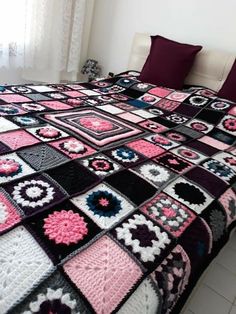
[128,33,235,92]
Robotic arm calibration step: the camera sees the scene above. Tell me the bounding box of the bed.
[0,33,236,314]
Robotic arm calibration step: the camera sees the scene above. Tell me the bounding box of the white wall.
[88,0,236,76]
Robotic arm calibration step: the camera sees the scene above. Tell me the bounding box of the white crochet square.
[0,117,19,133]
[0,226,54,313]
[117,278,161,314]
[28,85,56,93]
[71,183,135,229]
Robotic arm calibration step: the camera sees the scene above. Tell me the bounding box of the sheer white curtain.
[0,0,87,82]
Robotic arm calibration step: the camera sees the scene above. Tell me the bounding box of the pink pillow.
[217,60,236,102]
[139,35,202,89]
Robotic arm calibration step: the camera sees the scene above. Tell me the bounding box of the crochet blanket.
[0,71,235,314]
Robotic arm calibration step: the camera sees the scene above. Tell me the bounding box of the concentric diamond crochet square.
[63,235,143,314]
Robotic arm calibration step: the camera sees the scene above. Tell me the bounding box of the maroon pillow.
[139,35,202,89]
[217,60,236,102]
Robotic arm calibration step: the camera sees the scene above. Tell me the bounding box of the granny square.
[112,213,173,270]
[171,146,207,164]
[217,114,236,135]
[0,117,19,133]
[118,277,162,314]
[151,244,191,313]
[80,154,122,177]
[213,152,236,171]
[26,201,102,262]
[27,125,69,142]
[0,189,22,233]
[141,192,196,237]
[49,137,96,160]
[0,129,40,150]
[155,99,180,111]
[105,169,157,206]
[9,115,44,127]
[145,134,179,149]
[0,226,53,314]
[29,85,56,93]
[4,173,68,216]
[0,104,26,116]
[167,91,190,102]
[46,161,99,196]
[105,145,146,167]
[186,119,214,134]
[11,270,90,314]
[201,158,236,185]
[155,152,193,174]
[18,144,69,171]
[63,235,143,314]
[139,120,168,133]
[127,139,165,158]
[164,177,213,214]
[40,100,73,110]
[132,161,176,188]
[42,109,144,148]
[0,152,35,184]
[71,183,135,229]
[0,94,32,103]
[219,188,236,226]
[17,102,48,112]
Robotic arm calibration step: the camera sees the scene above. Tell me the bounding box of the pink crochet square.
[127,139,165,158]
[199,136,229,150]
[0,191,21,233]
[219,188,236,226]
[49,137,96,159]
[0,94,31,103]
[40,101,73,110]
[118,112,144,123]
[149,87,172,98]
[0,130,40,150]
[62,90,87,98]
[64,235,142,314]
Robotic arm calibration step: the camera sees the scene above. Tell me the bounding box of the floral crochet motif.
[79,116,113,132]
[22,288,77,313]
[60,139,86,154]
[12,179,55,209]
[0,159,22,177]
[86,190,122,217]
[37,127,61,139]
[44,210,88,245]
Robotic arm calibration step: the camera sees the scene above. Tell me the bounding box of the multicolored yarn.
[0,72,235,314]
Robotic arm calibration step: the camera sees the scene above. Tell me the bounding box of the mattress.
[0,71,235,314]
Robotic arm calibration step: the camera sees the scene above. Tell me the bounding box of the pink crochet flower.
[0,159,21,176]
[223,118,236,131]
[153,135,170,145]
[190,122,207,131]
[43,210,88,245]
[79,117,113,131]
[38,127,60,138]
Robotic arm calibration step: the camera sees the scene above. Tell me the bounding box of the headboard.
[128,33,235,92]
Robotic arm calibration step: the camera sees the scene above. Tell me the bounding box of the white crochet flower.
[12,179,55,208]
[139,164,170,183]
[23,288,77,314]
[116,214,171,262]
[0,201,7,224]
[63,139,85,153]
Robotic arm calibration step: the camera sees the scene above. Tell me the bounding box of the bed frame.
[128,33,235,92]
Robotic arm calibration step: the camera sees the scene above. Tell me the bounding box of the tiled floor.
[181,230,236,314]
